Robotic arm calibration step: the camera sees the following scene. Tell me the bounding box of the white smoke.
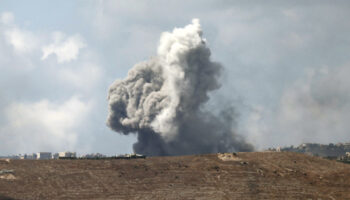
[151,19,207,140]
[107,19,253,155]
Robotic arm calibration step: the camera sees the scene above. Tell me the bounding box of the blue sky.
[1,1,350,155]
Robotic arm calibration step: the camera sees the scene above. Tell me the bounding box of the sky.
[1,0,350,155]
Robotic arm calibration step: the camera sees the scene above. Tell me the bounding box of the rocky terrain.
[0,152,349,200]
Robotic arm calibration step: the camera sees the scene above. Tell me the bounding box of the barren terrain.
[0,152,349,200]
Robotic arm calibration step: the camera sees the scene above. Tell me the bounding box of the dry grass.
[0,152,349,200]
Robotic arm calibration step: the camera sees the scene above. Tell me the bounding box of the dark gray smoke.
[107,19,254,156]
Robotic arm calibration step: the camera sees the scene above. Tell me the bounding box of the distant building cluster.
[36,152,52,160]
[80,153,106,159]
[0,152,146,160]
[268,142,350,162]
[0,152,77,160]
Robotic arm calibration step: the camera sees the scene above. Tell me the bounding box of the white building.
[36,152,52,160]
[58,152,76,158]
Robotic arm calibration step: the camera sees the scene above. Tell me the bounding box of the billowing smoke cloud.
[107,19,253,156]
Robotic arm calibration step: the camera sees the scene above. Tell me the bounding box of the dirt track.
[0,152,349,200]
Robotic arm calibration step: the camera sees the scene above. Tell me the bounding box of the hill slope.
[0,152,349,200]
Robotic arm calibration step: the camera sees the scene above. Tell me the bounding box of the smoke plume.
[107,19,253,156]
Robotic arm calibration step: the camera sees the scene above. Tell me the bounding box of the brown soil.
[0,152,349,200]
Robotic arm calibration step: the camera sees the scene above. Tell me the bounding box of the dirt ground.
[0,152,349,200]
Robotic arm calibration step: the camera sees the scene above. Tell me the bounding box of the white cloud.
[41,32,86,63]
[0,12,104,154]
[0,12,39,55]
[0,12,14,25]
[1,12,86,63]
[0,96,92,153]
[4,28,39,53]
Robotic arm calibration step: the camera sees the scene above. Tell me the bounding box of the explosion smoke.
[107,19,253,156]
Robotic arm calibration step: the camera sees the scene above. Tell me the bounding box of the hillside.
[274,143,350,158]
[0,152,349,200]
